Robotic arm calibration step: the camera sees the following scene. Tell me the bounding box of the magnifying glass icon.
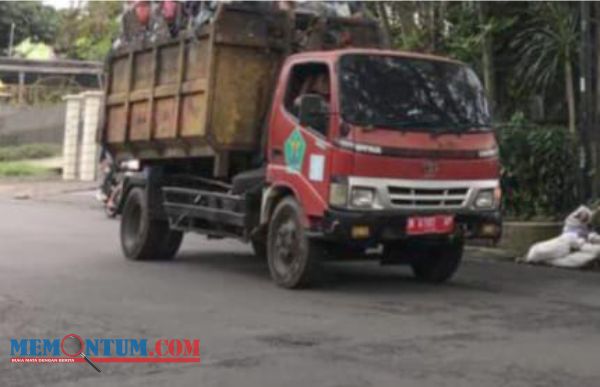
[61,334,101,373]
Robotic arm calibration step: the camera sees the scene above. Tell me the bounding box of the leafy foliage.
[368,2,578,124]
[0,1,58,54]
[498,113,579,219]
[0,1,120,61]
[510,2,579,93]
[54,1,121,60]
[442,3,513,62]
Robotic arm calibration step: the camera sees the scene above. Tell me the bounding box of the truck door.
[268,62,335,217]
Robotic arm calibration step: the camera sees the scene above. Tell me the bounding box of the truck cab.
[259,49,500,287]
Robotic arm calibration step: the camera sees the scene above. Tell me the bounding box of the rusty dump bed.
[103,5,288,161]
[102,4,384,164]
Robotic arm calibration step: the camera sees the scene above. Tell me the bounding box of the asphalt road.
[1,193,600,387]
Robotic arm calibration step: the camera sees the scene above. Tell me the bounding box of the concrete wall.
[0,104,66,146]
[498,221,563,256]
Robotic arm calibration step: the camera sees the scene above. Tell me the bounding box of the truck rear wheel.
[159,231,184,259]
[120,187,183,261]
[410,240,463,283]
[267,197,320,289]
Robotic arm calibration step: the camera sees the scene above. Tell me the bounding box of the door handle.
[272,148,283,157]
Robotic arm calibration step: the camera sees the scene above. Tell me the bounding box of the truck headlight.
[351,187,375,208]
[329,182,348,207]
[474,189,495,208]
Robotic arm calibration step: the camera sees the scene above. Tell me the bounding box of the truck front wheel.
[267,197,320,289]
[120,187,183,261]
[410,240,463,283]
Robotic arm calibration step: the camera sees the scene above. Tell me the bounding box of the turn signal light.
[351,226,370,239]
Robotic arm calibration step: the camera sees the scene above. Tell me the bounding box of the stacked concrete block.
[61,91,104,181]
[79,91,103,181]
[62,94,83,180]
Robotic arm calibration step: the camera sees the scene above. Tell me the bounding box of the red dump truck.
[101,5,501,288]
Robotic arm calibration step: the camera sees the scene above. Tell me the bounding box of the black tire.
[159,230,184,259]
[410,240,463,283]
[267,197,321,289]
[120,187,182,261]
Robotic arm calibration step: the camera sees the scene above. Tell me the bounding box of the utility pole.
[8,23,15,57]
[593,3,600,198]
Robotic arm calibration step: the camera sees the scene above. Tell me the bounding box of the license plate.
[406,215,455,235]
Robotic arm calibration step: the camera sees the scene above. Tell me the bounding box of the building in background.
[0,56,102,106]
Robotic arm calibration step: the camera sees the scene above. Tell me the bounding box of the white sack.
[522,205,600,268]
[588,232,600,244]
[580,243,600,255]
[551,249,599,268]
[524,234,576,263]
[563,205,593,238]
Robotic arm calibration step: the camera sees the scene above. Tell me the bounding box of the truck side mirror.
[298,94,329,135]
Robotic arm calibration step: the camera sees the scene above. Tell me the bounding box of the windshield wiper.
[363,119,446,131]
[348,117,490,133]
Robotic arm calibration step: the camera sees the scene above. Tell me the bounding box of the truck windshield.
[339,54,491,132]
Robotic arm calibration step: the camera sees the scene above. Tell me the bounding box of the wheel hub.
[273,218,302,277]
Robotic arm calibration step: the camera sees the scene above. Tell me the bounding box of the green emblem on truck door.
[284,128,306,172]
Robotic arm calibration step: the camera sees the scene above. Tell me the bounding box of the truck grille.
[387,186,469,209]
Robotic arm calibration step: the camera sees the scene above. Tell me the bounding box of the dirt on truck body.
[102,4,384,173]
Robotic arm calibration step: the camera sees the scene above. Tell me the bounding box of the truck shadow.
[173,250,501,295]
[315,261,503,295]
[175,250,271,280]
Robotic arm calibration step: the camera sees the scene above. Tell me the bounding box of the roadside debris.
[522,206,600,268]
[13,192,31,200]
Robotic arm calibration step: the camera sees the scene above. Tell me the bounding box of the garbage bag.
[587,232,600,244]
[522,205,600,268]
[562,205,593,238]
[524,234,577,264]
[551,243,600,268]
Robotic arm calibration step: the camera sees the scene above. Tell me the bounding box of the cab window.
[284,63,330,136]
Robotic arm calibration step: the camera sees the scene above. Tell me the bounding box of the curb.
[464,245,516,262]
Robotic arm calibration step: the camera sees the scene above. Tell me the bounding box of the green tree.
[55,1,121,61]
[368,2,568,122]
[0,1,58,54]
[370,2,518,112]
[511,2,579,133]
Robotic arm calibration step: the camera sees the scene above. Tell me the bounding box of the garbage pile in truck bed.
[522,206,600,269]
[113,1,374,52]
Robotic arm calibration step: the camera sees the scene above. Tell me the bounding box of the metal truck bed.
[102,5,287,162]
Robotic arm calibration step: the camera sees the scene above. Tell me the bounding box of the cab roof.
[287,48,463,66]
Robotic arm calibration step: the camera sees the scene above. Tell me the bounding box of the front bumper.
[314,208,502,245]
